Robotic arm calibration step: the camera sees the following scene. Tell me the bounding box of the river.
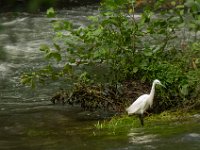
[0,5,200,150]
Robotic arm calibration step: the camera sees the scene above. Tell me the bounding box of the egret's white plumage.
[126,94,150,115]
[126,79,164,125]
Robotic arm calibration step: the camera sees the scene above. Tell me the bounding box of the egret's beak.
[160,83,166,88]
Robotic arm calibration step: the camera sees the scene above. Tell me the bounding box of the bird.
[126,79,164,126]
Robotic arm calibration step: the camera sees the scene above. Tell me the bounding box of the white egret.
[126,79,164,126]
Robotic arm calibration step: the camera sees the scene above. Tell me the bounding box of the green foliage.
[94,110,199,136]
[40,44,62,62]
[21,0,200,111]
[46,7,55,18]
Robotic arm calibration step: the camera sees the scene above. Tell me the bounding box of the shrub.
[21,0,200,111]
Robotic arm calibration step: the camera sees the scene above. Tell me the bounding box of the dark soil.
[50,80,151,112]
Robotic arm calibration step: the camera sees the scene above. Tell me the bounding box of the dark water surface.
[0,6,200,150]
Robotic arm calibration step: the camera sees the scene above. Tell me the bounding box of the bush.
[21,0,200,111]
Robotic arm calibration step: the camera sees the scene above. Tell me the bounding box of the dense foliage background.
[22,0,200,112]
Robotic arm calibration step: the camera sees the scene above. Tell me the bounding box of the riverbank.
[94,109,200,137]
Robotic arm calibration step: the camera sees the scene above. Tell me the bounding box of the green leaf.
[180,84,189,96]
[47,7,55,18]
[46,52,61,62]
[143,50,153,57]
[171,1,176,6]
[53,21,63,31]
[185,0,196,8]
[53,43,61,51]
[21,75,32,84]
[40,44,50,53]
[176,5,185,9]
[87,16,98,22]
[63,21,72,30]
[132,67,138,73]
[63,64,73,74]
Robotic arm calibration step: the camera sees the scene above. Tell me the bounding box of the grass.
[94,109,200,137]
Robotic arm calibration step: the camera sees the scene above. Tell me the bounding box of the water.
[0,6,200,150]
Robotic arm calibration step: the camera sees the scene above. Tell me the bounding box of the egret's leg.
[139,114,144,126]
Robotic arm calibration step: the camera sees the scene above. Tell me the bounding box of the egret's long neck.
[149,82,156,106]
[150,83,156,98]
